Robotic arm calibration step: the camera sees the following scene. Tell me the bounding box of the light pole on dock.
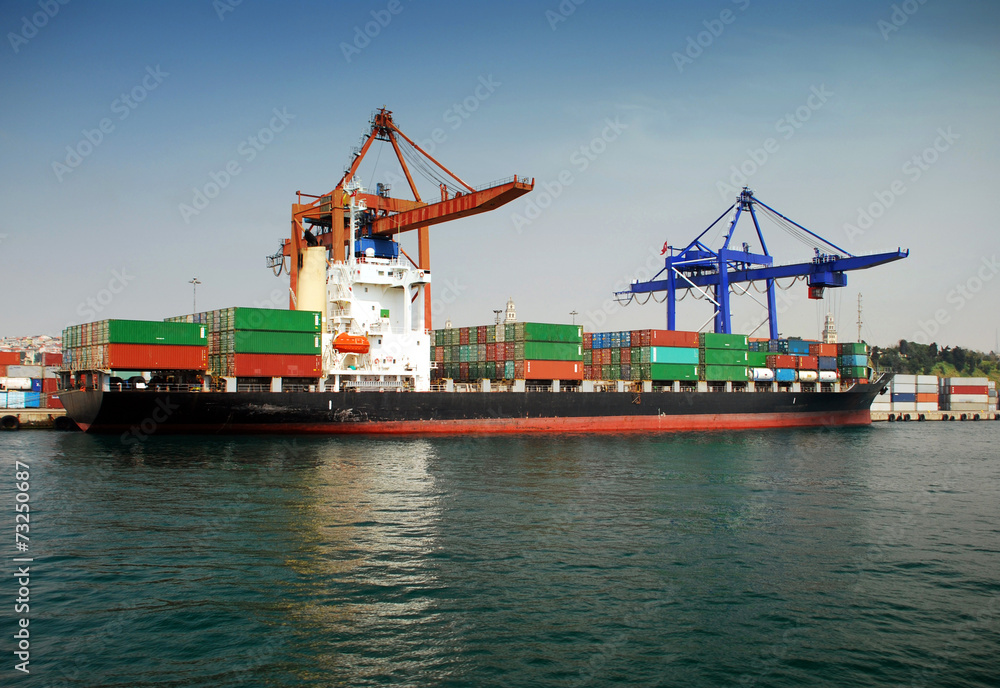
[189,278,201,314]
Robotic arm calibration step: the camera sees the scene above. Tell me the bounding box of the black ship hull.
[60,379,889,436]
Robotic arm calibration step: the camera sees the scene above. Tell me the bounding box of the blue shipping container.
[787,340,810,355]
[775,368,796,382]
[621,331,631,348]
[891,393,916,403]
[839,354,868,367]
[24,392,41,408]
[30,378,42,392]
[818,356,838,370]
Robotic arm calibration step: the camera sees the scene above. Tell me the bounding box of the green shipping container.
[223,307,322,333]
[747,351,769,367]
[611,348,621,365]
[649,363,700,381]
[231,331,320,355]
[704,364,750,381]
[514,341,583,361]
[840,366,869,379]
[699,332,749,350]
[504,361,515,379]
[514,322,583,343]
[838,342,869,356]
[701,349,749,365]
[105,320,207,346]
[583,350,593,365]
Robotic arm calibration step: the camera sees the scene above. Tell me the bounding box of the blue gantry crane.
[615,188,908,339]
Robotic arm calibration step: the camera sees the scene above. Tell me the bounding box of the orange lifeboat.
[332,333,370,354]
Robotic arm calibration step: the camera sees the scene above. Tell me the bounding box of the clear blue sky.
[1,0,997,351]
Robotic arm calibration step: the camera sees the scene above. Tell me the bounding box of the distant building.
[505,297,516,323]
[822,312,837,344]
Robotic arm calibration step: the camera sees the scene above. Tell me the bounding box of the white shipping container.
[916,384,938,394]
[944,402,989,412]
[893,374,917,384]
[916,402,938,412]
[6,365,42,378]
[892,402,917,412]
[871,401,892,411]
[945,377,988,386]
[6,390,25,408]
[891,382,917,393]
[751,368,774,381]
[945,394,990,404]
[0,391,6,408]
[915,375,938,385]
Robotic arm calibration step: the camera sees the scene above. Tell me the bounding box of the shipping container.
[838,354,869,367]
[0,391,6,408]
[915,402,938,412]
[40,352,63,366]
[103,320,207,346]
[513,341,583,361]
[945,385,989,396]
[915,393,937,403]
[106,344,208,370]
[766,354,798,369]
[514,322,583,343]
[747,351,769,368]
[797,371,819,383]
[228,354,322,378]
[649,346,699,365]
[751,368,774,381]
[837,342,870,356]
[808,343,838,357]
[818,356,838,370]
[943,402,989,412]
[649,363,700,381]
[942,394,990,404]
[230,331,321,355]
[944,377,988,386]
[818,371,839,382]
[701,349,749,365]
[704,365,749,381]
[699,333,749,350]
[1,378,32,391]
[774,368,796,383]
[0,351,22,365]
[522,359,584,380]
[795,355,819,370]
[6,365,43,379]
[891,393,917,403]
[786,339,810,355]
[6,391,25,408]
[649,330,700,348]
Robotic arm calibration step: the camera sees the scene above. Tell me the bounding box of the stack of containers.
[809,342,840,385]
[837,342,870,383]
[989,381,997,413]
[890,374,917,414]
[699,333,749,382]
[939,377,989,413]
[915,375,939,412]
[205,307,322,378]
[582,330,702,382]
[62,320,208,372]
[432,322,582,381]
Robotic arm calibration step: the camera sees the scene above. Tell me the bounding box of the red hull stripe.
[93,410,871,435]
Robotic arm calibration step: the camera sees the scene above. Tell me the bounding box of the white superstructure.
[316,191,432,391]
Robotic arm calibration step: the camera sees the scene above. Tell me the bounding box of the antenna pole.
[857,292,863,342]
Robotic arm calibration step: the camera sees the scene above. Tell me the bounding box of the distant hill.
[871,341,999,384]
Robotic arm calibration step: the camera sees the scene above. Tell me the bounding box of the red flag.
[660,241,669,255]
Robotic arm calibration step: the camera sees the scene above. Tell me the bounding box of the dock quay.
[0,408,75,431]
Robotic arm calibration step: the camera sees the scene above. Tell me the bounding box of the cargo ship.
[59,108,905,435]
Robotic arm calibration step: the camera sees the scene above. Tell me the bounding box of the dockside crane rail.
[270,107,535,329]
[615,188,908,339]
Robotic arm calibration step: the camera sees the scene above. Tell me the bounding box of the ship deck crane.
[615,188,908,339]
[268,107,534,329]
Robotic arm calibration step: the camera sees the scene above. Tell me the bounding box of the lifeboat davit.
[332,333,370,354]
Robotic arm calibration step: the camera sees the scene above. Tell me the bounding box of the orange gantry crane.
[269,108,534,330]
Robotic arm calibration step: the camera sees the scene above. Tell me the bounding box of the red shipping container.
[106,343,208,370]
[767,354,798,369]
[505,342,515,360]
[486,343,496,362]
[47,395,64,409]
[0,351,21,365]
[434,347,444,362]
[946,385,988,395]
[231,353,321,377]
[796,355,819,370]
[524,359,584,380]
[459,362,469,380]
[0,365,6,377]
[459,328,469,345]
[808,343,837,357]
[514,360,524,379]
[40,352,63,366]
[649,330,700,347]
[583,333,593,350]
